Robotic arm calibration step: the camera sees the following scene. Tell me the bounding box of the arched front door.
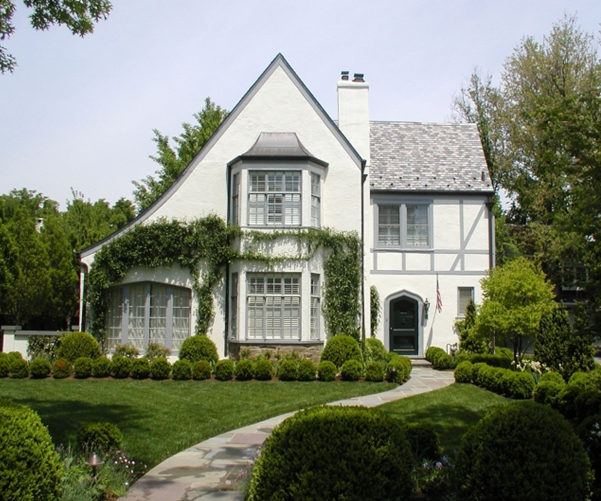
[389,296,419,355]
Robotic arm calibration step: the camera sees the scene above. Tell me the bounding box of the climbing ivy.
[86,217,361,343]
[370,285,381,337]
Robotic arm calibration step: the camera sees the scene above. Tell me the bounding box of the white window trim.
[375,202,433,249]
[457,287,474,318]
[247,170,302,227]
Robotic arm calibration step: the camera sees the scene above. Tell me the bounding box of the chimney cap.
[353,73,365,82]
[341,71,349,80]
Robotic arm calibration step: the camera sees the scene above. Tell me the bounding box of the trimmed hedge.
[192,360,212,380]
[535,379,566,406]
[73,357,93,379]
[0,354,9,377]
[386,354,412,383]
[150,357,171,380]
[364,338,388,366]
[278,359,298,381]
[246,406,413,501]
[456,402,592,501]
[76,421,123,452]
[179,336,218,364]
[9,358,28,378]
[254,359,274,381]
[341,359,363,381]
[317,360,337,382]
[52,358,71,379]
[297,359,316,381]
[29,358,51,379]
[320,335,362,369]
[111,355,132,379]
[214,359,234,381]
[92,357,112,378]
[0,400,63,500]
[403,422,441,462]
[56,331,101,363]
[454,361,473,383]
[131,358,151,379]
[235,359,254,381]
[172,359,192,381]
[365,361,384,382]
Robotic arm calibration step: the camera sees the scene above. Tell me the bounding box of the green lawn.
[379,383,512,453]
[0,379,395,468]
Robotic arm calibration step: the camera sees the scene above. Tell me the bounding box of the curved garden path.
[119,366,455,501]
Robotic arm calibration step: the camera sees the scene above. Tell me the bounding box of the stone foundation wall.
[228,343,324,364]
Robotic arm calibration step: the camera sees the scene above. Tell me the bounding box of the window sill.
[230,339,324,345]
[373,246,433,252]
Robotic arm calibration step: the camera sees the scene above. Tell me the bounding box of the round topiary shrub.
[214,359,234,381]
[92,357,112,378]
[56,331,101,363]
[150,357,171,380]
[131,357,151,379]
[365,360,384,382]
[318,360,337,382]
[179,336,218,364]
[454,360,473,384]
[297,359,316,381]
[111,355,132,379]
[0,354,10,378]
[73,357,93,379]
[364,338,388,366]
[246,406,413,501]
[0,400,63,500]
[29,358,51,379]
[9,358,28,379]
[403,422,441,462]
[341,359,363,381]
[320,335,362,369]
[254,359,274,381]
[540,371,565,384]
[234,359,254,381]
[6,351,23,361]
[502,371,535,399]
[171,359,192,380]
[534,379,565,406]
[192,360,212,380]
[76,422,123,453]
[456,401,592,501]
[425,346,445,363]
[278,359,298,381]
[52,358,71,379]
[386,355,412,383]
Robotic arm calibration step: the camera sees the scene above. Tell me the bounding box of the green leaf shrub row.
[427,345,513,370]
[454,361,535,399]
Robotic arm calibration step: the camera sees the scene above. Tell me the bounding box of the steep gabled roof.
[82,54,361,258]
[369,121,493,193]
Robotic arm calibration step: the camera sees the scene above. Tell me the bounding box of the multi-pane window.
[247,273,301,339]
[310,274,321,339]
[248,171,301,226]
[230,273,239,339]
[457,287,474,317]
[231,173,240,226]
[377,204,430,247]
[107,283,191,351]
[311,173,321,227]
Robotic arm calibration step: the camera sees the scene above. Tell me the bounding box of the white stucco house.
[79,54,494,360]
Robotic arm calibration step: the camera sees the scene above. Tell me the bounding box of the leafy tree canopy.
[0,0,112,73]
[132,98,228,213]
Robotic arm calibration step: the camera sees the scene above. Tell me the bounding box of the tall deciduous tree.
[132,98,228,213]
[0,0,112,73]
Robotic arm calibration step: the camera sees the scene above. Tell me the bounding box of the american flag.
[436,275,442,313]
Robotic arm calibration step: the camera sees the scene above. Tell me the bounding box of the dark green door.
[389,297,419,355]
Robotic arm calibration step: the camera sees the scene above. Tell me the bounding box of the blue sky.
[1,0,599,208]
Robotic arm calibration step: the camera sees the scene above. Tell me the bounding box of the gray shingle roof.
[369,121,493,193]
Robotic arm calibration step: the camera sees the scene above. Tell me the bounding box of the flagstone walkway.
[119,367,455,501]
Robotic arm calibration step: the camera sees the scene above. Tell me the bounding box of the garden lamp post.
[86,452,104,481]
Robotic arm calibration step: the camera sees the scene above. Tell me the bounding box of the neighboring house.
[79,54,494,359]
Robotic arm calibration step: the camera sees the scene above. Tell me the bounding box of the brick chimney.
[337,71,369,163]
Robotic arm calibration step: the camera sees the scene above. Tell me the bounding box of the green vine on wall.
[87,217,361,343]
[370,285,381,337]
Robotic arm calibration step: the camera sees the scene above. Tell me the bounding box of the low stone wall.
[228,341,324,364]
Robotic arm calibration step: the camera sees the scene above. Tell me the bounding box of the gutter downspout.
[361,160,367,349]
[487,198,496,269]
[224,164,232,358]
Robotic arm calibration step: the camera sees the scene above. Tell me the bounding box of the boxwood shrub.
[111,355,132,379]
[0,354,9,377]
[297,359,316,381]
[0,400,63,500]
[456,402,592,501]
[214,359,234,381]
[540,371,565,384]
[502,371,535,399]
[454,361,473,383]
[192,360,212,380]
[403,422,441,462]
[425,346,445,363]
[365,360,384,382]
[9,358,28,379]
[317,360,337,382]
[235,359,255,381]
[534,379,565,406]
[386,355,412,383]
[52,358,71,379]
[131,358,151,379]
[150,357,171,380]
[254,359,274,381]
[92,357,112,378]
[172,359,192,380]
[320,335,362,369]
[73,357,93,379]
[247,406,413,501]
[179,336,218,364]
[278,359,298,381]
[56,331,101,363]
[29,358,51,379]
[341,359,363,381]
[364,338,388,367]
[76,422,122,452]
